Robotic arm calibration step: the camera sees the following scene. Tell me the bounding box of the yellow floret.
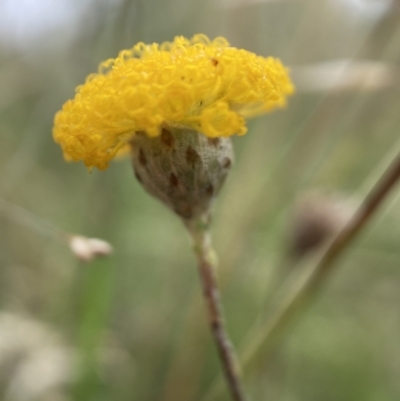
[53,34,294,170]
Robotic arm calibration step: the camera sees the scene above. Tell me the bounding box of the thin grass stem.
[240,150,400,367]
[203,150,400,401]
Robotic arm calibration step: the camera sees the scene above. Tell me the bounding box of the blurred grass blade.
[292,60,400,93]
[74,258,114,401]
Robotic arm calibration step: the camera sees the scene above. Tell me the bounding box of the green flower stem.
[185,215,248,401]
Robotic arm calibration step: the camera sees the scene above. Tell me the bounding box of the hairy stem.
[185,216,248,401]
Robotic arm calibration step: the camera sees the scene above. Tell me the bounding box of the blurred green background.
[1,0,400,400]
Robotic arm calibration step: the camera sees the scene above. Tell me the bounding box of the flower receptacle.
[130,127,233,220]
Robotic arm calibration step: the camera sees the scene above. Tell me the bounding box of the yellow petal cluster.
[53,34,294,170]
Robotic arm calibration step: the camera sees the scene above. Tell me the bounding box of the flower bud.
[287,192,353,259]
[130,127,233,220]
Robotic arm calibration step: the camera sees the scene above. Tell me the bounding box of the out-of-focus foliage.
[1,1,400,400]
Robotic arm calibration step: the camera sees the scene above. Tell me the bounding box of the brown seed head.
[287,192,353,259]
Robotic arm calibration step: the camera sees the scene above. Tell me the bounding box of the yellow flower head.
[53,34,294,170]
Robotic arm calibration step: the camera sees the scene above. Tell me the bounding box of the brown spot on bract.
[208,137,220,147]
[186,146,200,167]
[205,184,214,197]
[211,58,218,66]
[169,173,179,187]
[222,157,231,168]
[161,128,174,148]
[139,148,147,166]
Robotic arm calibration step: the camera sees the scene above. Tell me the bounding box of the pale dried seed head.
[69,236,113,262]
[130,127,234,220]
